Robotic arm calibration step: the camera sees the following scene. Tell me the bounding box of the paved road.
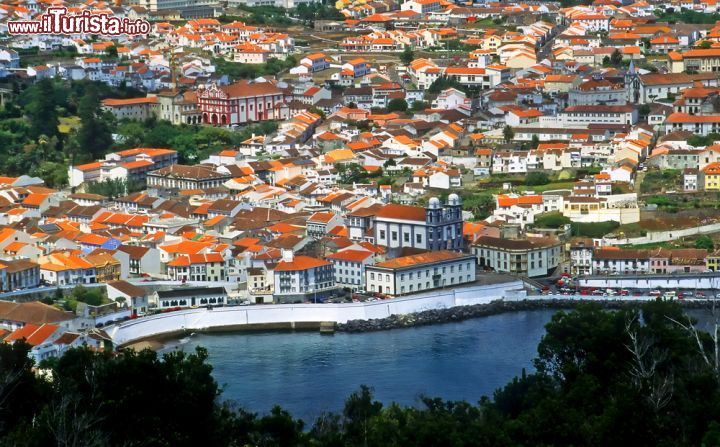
[537,25,567,61]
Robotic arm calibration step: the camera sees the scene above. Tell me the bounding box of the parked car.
[592,290,605,296]
[649,290,662,296]
[619,289,630,296]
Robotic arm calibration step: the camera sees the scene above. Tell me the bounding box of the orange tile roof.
[308,211,337,224]
[274,255,330,271]
[376,204,426,222]
[122,160,155,170]
[703,162,720,174]
[22,193,48,206]
[5,323,59,346]
[374,250,468,269]
[327,249,373,263]
[3,241,27,253]
[75,233,109,246]
[102,97,157,106]
[167,253,224,267]
[75,161,103,171]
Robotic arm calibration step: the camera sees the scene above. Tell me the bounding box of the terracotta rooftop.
[374,250,471,269]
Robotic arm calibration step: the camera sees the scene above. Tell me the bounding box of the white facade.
[472,236,562,278]
[365,252,476,296]
[327,250,374,292]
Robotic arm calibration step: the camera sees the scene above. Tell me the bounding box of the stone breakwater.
[335,299,717,332]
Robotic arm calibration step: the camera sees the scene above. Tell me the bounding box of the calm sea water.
[167,307,716,422]
[167,309,556,422]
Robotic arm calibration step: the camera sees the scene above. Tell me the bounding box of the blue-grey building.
[371,195,464,251]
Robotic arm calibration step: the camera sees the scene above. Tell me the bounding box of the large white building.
[272,251,336,303]
[561,194,640,224]
[591,248,650,275]
[327,249,374,292]
[365,251,476,296]
[537,105,637,128]
[471,236,562,278]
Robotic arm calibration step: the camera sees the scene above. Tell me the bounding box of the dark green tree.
[25,79,59,139]
[387,98,408,113]
[503,125,515,142]
[525,171,550,186]
[696,235,715,251]
[530,134,540,149]
[400,45,414,65]
[105,45,118,59]
[342,385,383,447]
[462,193,495,219]
[76,84,113,160]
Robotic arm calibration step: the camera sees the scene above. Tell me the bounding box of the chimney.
[281,249,294,263]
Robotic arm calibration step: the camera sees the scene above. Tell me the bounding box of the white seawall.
[107,280,526,346]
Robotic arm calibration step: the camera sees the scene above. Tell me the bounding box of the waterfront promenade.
[107,280,527,346]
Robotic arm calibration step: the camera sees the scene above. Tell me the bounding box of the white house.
[327,249,374,292]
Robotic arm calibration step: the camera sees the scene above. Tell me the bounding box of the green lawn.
[517,181,576,193]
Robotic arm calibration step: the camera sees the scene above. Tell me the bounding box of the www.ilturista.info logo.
[8,7,151,36]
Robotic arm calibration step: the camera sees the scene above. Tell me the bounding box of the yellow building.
[702,162,720,190]
[707,250,720,271]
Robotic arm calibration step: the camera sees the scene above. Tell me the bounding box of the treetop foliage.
[4,301,720,446]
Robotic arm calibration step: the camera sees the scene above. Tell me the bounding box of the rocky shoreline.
[335,299,717,332]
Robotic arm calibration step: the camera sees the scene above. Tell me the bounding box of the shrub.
[534,212,571,228]
[525,172,550,186]
[571,221,620,238]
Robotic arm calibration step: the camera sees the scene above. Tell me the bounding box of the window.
[392,231,398,241]
[416,234,422,244]
[370,273,375,280]
[385,274,390,282]
[404,233,410,243]
[379,230,386,239]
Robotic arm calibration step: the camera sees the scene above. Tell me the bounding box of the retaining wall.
[106,281,525,346]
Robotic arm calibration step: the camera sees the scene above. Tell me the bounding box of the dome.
[448,193,460,206]
[428,197,441,209]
